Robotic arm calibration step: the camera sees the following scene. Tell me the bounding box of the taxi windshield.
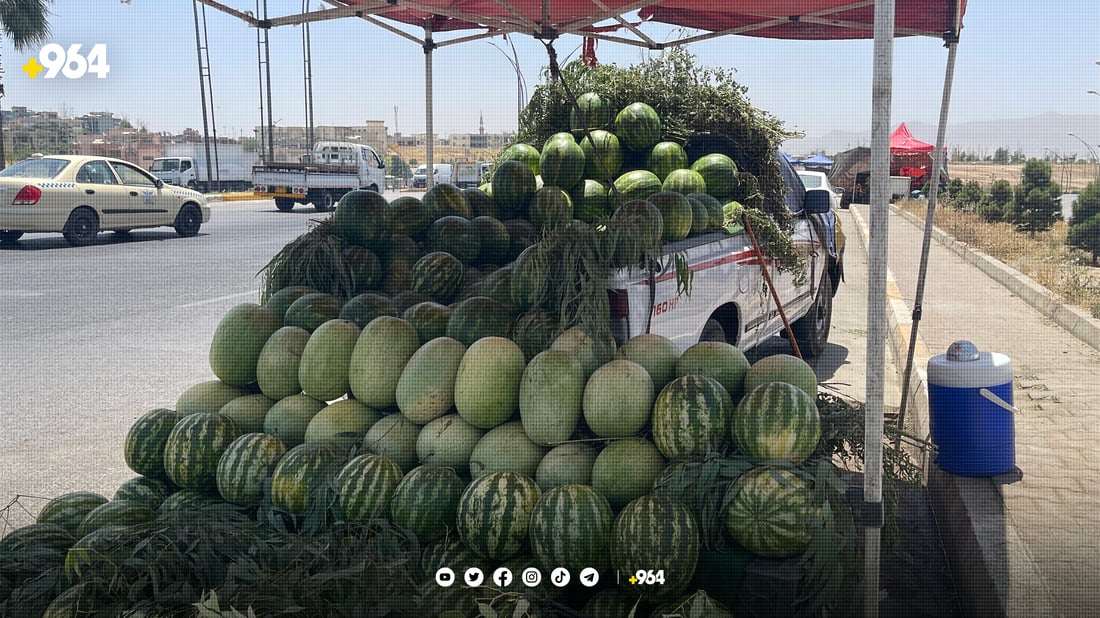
[0,158,70,179]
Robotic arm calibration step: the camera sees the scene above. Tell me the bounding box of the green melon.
[218,394,275,435]
[616,333,681,391]
[256,326,311,400]
[613,102,662,152]
[63,524,146,585]
[456,471,541,560]
[454,336,526,430]
[415,413,485,471]
[395,336,466,425]
[590,437,666,510]
[389,465,466,543]
[409,251,466,305]
[381,259,412,297]
[613,169,663,202]
[298,318,360,402]
[36,492,109,537]
[610,494,700,598]
[392,290,435,312]
[689,198,711,234]
[283,293,343,333]
[529,484,613,573]
[646,142,689,182]
[675,341,751,400]
[663,168,708,195]
[176,380,249,416]
[539,136,586,190]
[578,129,623,181]
[519,349,585,446]
[334,453,404,524]
[269,442,343,516]
[528,185,574,230]
[423,183,473,219]
[344,245,382,294]
[0,522,76,555]
[215,432,287,506]
[387,195,434,240]
[510,308,557,362]
[445,296,515,347]
[263,394,326,448]
[463,187,498,219]
[534,442,599,490]
[723,466,820,558]
[491,159,537,216]
[113,476,173,510]
[303,398,382,453]
[333,189,392,253]
[691,153,740,200]
[383,233,424,267]
[263,285,317,322]
[569,91,614,131]
[652,375,734,461]
[582,357,656,438]
[348,316,421,409]
[338,292,400,329]
[687,192,725,229]
[572,179,611,223]
[403,301,452,344]
[477,265,512,305]
[500,143,541,176]
[549,325,616,379]
[611,198,664,255]
[503,218,537,261]
[648,191,694,242]
[742,353,819,398]
[468,421,547,479]
[427,215,481,265]
[472,216,510,265]
[509,243,549,311]
[124,408,183,481]
[76,499,156,537]
[731,382,821,464]
[162,412,240,492]
[208,302,281,387]
[361,413,421,473]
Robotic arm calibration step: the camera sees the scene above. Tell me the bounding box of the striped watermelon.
[427,215,481,265]
[36,492,109,536]
[262,285,317,321]
[508,243,549,311]
[410,251,466,305]
[124,408,182,481]
[162,412,240,492]
[339,292,400,330]
[113,476,173,510]
[510,309,556,363]
[528,484,613,573]
[334,453,404,524]
[445,296,515,347]
[610,494,700,598]
[76,499,156,537]
[216,432,288,506]
[158,489,221,513]
[578,130,623,181]
[572,178,612,224]
[646,141,689,182]
[687,192,725,230]
[63,524,149,585]
[569,91,614,131]
[539,136,585,190]
[472,216,511,265]
[403,301,453,344]
[723,466,819,558]
[691,153,740,200]
[647,191,694,242]
[333,189,393,252]
[423,183,473,219]
[528,185,574,230]
[663,169,708,195]
[492,159,538,216]
[613,169,663,202]
[420,535,493,581]
[387,195,434,240]
[269,442,344,516]
[390,465,466,543]
[456,471,541,560]
[0,522,77,555]
[613,102,662,152]
[732,382,821,463]
[652,375,734,461]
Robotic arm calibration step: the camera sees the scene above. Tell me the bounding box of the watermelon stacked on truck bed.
[2,93,848,617]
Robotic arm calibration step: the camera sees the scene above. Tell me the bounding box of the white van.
[412,163,454,189]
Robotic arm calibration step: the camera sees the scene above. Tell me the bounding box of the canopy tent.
[195,1,967,612]
[890,122,936,153]
[800,152,835,168]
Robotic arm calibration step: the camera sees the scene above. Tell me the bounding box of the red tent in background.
[889,122,936,153]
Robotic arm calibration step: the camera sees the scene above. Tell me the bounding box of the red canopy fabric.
[889,123,936,153]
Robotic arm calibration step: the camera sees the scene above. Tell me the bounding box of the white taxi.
[0,154,211,246]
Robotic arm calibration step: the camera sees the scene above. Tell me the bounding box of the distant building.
[80,112,122,134]
[253,121,388,156]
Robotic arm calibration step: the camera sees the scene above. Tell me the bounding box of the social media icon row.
[435,566,600,588]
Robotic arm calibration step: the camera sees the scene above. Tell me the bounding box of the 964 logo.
[23,43,110,79]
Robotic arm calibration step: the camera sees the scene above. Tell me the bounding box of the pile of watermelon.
[1,96,844,616]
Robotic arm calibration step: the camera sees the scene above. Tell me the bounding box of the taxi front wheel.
[174,205,203,237]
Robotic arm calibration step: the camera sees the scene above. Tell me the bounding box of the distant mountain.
[784,113,1100,160]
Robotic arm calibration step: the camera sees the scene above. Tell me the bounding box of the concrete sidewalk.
[849,203,1100,617]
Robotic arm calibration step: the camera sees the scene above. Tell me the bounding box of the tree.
[0,0,54,169]
[1066,179,1100,263]
[954,180,986,210]
[1014,187,1060,235]
[387,154,411,180]
[1069,178,1100,227]
[989,179,1013,207]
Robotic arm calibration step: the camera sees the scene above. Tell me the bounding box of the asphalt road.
[0,197,890,527]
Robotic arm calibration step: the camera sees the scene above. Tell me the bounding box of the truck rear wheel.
[793,271,833,357]
[275,198,295,212]
[310,190,337,212]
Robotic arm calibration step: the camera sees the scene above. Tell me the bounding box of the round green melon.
[675,341,751,400]
[611,198,664,253]
[389,464,466,543]
[528,185,574,230]
[578,129,623,180]
[663,168,708,195]
[208,302,281,387]
[468,421,547,479]
[416,413,485,471]
[215,432,287,506]
[361,413,422,473]
[723,465,819,558]
[0,522,76,555]
[463,187,498,219]
[500,143,541,176]
[647,191,694,241]
[263,285,317,322]
[269,442,343,516]
[124,408,183,480]
[689,198,711,234]
[519,349,585,446]
[509,243,549,311]
[76,499,156,537]
[36,492,109,536]
[529,483,613,573]
[610,494,699,598]
[334,453,404,524]
[445,296,515,347]
[503,218,537,261]
[387,195,434,240]
[691,153,740,200]
[456,471,542,560]
[539,137,585,190]
[395,336,466,425]
[742,353,819,398]
[582,359,655,439]
[333,189,393,252]
[344,245,382,294]
[383,233,424,268]
[472,216,510,265]
[348,316,421,409]
[510,308,556,362]
[616,333,681,391]
[535,442,599,490]
[162,412,240,492]
[646,142,689,182]
[590,437,666,510]
[569,91,614,131]
[549,325,616,379]
[283,292,342,333]
[339,292,400,329]
[613,102,662,152]
[263,394,326,448]
[303,398,382,453]
[298,318,360,402]
[652,375,734,462]
[403,301,452,344]
[613,169,662,202]
[732,382,821,463]
[409,251,466,305]
[687,192,725,229]
[113,476,173,510]
[422,183,473,219]
[491,159,537,216]
[427,215,481,265]
[572,178,611,223]
[454,336,526,430]
[218,394,275,435]
[176,380,249,416]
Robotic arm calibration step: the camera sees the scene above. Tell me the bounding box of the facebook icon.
[493,567,513,588]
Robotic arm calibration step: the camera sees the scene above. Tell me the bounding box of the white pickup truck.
[252,141,387,212]
[609,158,843,357]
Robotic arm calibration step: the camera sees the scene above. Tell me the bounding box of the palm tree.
[0,0,54,169]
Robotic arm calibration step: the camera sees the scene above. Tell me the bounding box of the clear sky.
[2,1,1098,150]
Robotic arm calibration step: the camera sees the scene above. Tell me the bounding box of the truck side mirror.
[804,188,832,213]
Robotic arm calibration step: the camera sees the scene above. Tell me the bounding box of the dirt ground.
[948,161,1096,192]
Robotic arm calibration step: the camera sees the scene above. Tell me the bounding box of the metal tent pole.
[865,0,895,615]
[424,19,435,189]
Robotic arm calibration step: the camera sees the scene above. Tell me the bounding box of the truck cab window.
[180,160,192,172]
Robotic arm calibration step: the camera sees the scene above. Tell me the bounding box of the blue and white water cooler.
[927,340,1017,476]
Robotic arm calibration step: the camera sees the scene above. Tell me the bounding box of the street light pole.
[1068,133,1100,180]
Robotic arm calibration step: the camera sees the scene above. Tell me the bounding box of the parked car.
[797,169,843,210]
[0,154,210,246]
